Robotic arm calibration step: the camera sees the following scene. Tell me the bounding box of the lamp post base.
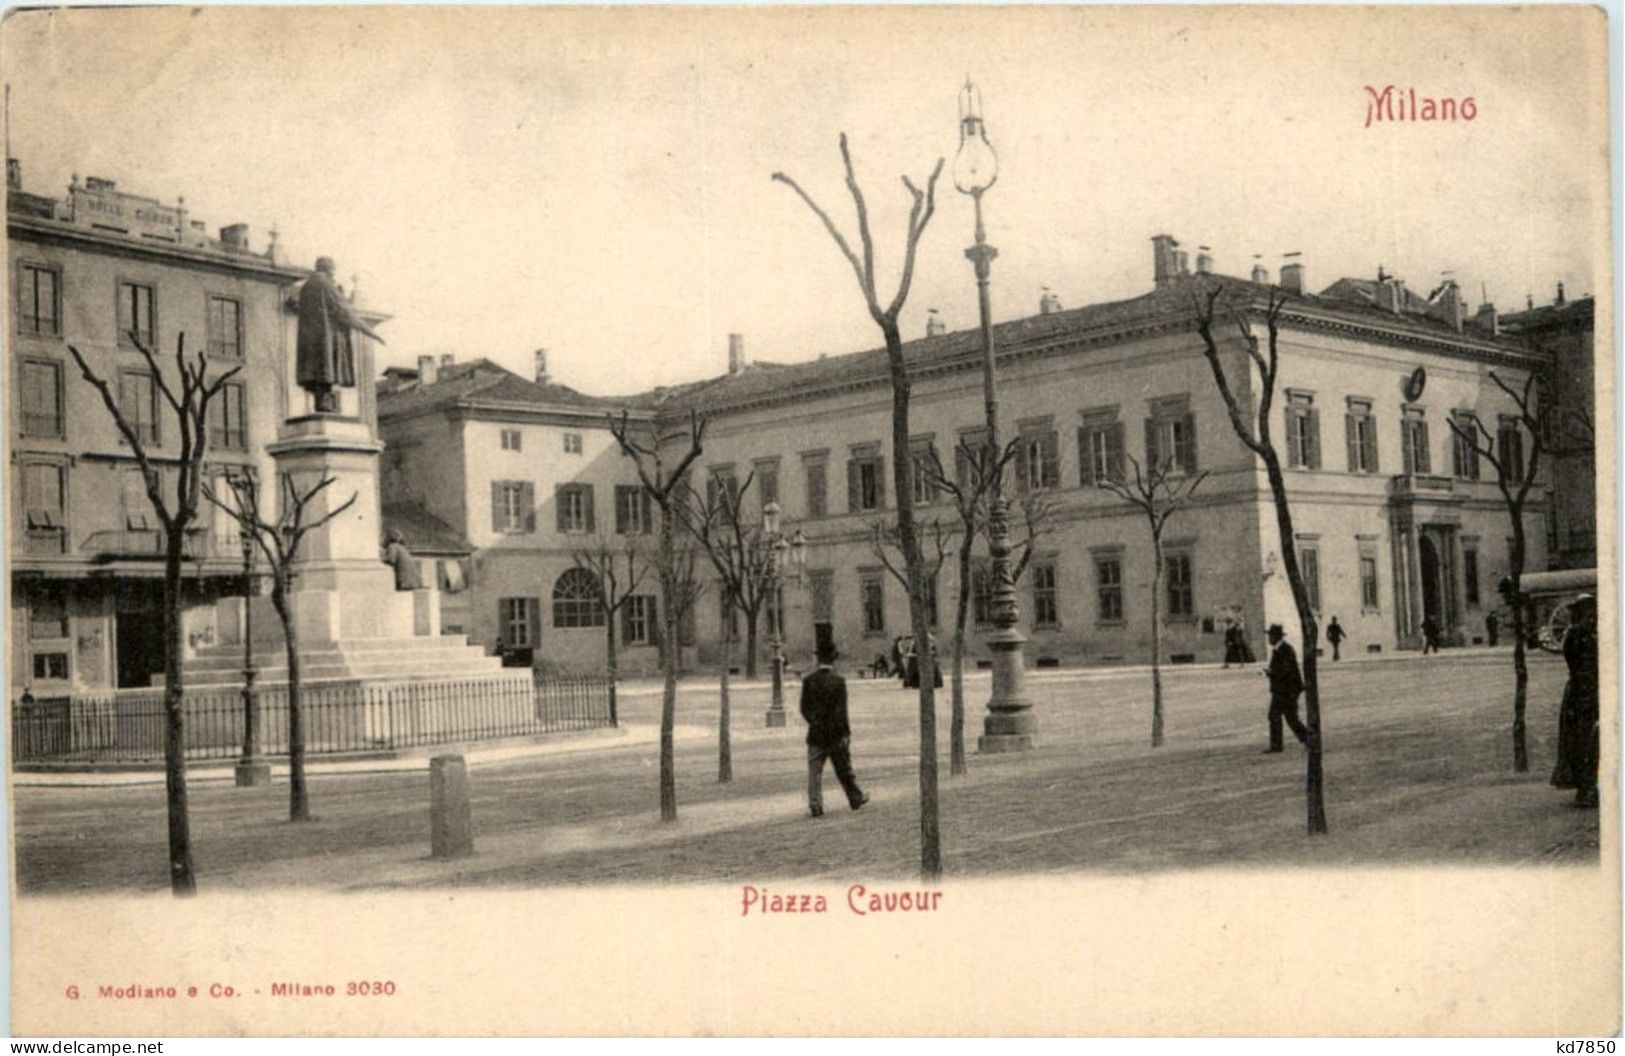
[764,707,788,729]
[978,625,1034,753]
[234,758,272,787]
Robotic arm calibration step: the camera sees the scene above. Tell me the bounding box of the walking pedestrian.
[799,641,869,818]
[1262,623,1310,753]
[1325,616,1346,661]
[1420,616,1441,654]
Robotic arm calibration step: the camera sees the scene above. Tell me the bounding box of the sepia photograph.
[2,3,1615,1037]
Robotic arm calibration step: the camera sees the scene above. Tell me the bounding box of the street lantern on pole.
[232,475,270,786]
[762,501,791,728]
[955,79,1035,752]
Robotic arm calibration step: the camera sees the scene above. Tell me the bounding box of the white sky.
[4,6,1609,394]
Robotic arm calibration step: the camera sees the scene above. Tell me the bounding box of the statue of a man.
[296,256,383,413]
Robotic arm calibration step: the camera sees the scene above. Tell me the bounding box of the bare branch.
[771,167,871,307]
[886,158,945,319]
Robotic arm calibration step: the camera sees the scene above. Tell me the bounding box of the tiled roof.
[381,501,472,555]
[377,358,618,418]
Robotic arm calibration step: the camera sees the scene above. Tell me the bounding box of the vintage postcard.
[3,4,1615,1037]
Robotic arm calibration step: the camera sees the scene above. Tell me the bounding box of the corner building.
[8,165,380,692]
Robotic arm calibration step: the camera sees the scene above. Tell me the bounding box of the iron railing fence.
[12,673,615,765]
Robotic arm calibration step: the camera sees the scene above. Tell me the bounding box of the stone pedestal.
[234,760,272,786]
[266,414,431,643]
[978,625,1036,753]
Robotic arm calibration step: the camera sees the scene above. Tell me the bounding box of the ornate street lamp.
[232,476,270,786]
[955,80,1035,752]
[762,501,790,728]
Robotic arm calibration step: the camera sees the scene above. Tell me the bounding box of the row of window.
[490,482,653,536]
[18,356,247,448]
[499,428,584,456]
[18,458,255,556]
[17,262,244,356]
[497,574,659,648]
[1284,394,1527,480]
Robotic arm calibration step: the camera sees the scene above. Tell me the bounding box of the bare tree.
[775,134,945,878]
[918,441,997,775]
[67,332,240,895]
[870,514,955,707]
[1446,373,1547,771]
[1005,480,1060,587]
[1193,281,1328,835]
[570,532,652,727]
[610,408,707,822]
[1101,453,1208,747]
[205,471,356,821]
[679,471,777,783]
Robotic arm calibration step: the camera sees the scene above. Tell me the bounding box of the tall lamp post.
[761,502,807,728]
[955,79,1034,752]
[233,479,270,786]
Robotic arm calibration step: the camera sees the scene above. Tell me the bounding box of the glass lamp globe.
[954,81,999,195]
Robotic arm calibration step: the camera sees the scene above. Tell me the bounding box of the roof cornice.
[9,213,308,283]
[652,293,1545,422]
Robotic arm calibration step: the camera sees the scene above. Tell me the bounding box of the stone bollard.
[429,754,474,860]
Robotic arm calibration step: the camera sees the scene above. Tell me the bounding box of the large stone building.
[379,235,1574,673]
[7,164,384,692]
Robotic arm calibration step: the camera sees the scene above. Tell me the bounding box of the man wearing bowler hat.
[799,640,870,818]
[1263,623,1310,753]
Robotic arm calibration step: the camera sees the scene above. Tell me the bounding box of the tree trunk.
[881,317,940,881]
[658,510,679,822]
[744,609,759,681]
[1508,511,1530,771]
[605,611,619,727]
[950,544,971,776]
[272,579,310,822]
[1261,451,1327,835]
[161,532,197,896]
[1150,533,1164,748]
[718,605,733,783]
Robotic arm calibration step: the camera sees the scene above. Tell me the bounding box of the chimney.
[1195,246,1213,275]
[534,348,550,384]
[219,223,249,250]
[417,354,437,386]
[1151,234,1180,288]
[1279,252,1305,295]
[1555,281,1566,306]
[1175,249,1191,276]
[1474,301,1499,336]
[6,158,19,191]
[727,333,745,374]
[1039,288,1062,315]
[1439,281,1464,332]
[925,309,947,337]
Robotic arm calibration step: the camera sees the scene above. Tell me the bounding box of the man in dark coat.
[296,257,383,413]
[799,641,869,818]
[1263,623,1310,753]
[1325,616,1346,661]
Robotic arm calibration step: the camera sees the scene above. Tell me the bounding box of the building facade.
[379,237,1565,673]
[7,165,380,692]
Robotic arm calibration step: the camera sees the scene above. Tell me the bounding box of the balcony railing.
[79,528,233,561]
[12,673,615,765]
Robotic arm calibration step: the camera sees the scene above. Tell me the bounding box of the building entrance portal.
[115,582,165,688]
[1419,534,1443,633]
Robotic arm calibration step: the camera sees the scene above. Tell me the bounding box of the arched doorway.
[1418,534,1443,634]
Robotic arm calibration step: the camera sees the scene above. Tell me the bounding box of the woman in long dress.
[1550,595,1598,807]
